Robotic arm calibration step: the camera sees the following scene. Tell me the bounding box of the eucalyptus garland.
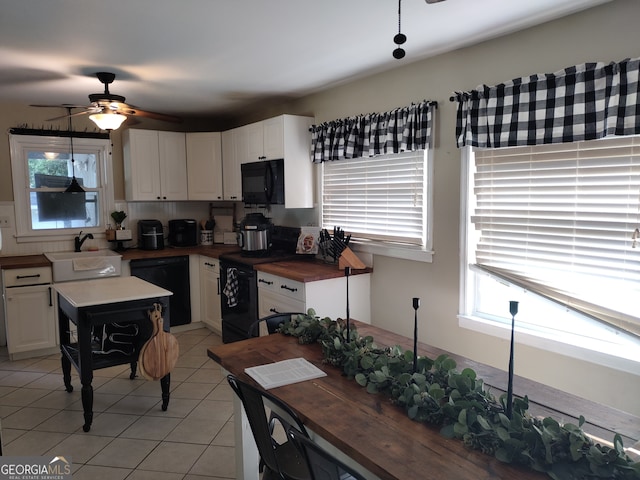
[277,310,640,480]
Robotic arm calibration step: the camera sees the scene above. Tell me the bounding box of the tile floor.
[0,327,237,480]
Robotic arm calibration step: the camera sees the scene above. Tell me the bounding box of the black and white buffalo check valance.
[453,57,640,148]
[310,100,436,163]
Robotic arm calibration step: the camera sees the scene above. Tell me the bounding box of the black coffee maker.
[138,220,164,250]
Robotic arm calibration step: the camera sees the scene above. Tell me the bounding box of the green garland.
[278,310,640,480]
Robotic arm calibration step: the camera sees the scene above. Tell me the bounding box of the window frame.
[459,145,640,375]
[9,133,114,242]
[318,148,434,263]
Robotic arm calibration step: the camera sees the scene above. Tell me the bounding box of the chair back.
[227,374,310,479]
[288,428,366,480]
[248,312,307,337]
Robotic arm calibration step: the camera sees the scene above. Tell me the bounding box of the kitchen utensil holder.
[200,230,213,245]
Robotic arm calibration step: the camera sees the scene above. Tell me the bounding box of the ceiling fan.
[44,72,181,130]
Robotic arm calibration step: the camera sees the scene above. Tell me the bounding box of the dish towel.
[223,267,239,307]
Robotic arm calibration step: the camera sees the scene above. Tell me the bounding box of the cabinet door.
[5,285,57,354]
[245,122,265,162]
[200,258,222,334]
[124,129,162,201]
[187,132,223,200]
[158,131,188,200]
[258,289,305,319]
[263,116,284,160]
[222,129,243,201]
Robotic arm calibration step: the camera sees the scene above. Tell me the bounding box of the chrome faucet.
[74,231,94,252]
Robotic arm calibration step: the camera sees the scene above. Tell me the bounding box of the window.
[460,137,640,372]
[321,150,433,261]
[9,133,113,241]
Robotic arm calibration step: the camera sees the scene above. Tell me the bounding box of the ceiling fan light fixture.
[89,112,127,130]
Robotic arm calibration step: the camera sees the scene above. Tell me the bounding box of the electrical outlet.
[0,215,13,228]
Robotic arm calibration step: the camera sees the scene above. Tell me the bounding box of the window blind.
[322,151,426,245]
[472,136,640,337]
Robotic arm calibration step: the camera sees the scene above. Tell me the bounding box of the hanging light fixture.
[393,0,407,59]
[65,109,85,194]
[89,111,127,131]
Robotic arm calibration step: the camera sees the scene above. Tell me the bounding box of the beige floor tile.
[3,430,70,455]
[185,367,222,384]
[189,444,236,478]
[206,383,233,402]
[84,412,140,437]
[212,420,235,447]
[125,470,184,480]
[167,416,226,444]
[67,392,125,413]
[119,415,183,441]
[0,427,27,445]
[137,441,207,474]
[164,366,197,382]
[0,371,47,387]
[44,433,113,463]
[106,394,159,415]
[2,406,58,429]
[0,387,50,406]
[33,409,85,434]
[175,355,208,369]
[187,399,233,422]
[88,437,159,468]
[144,397,200,419]
[96,377,147,395]
[170,381,214,400]
[23,372,66,389]
[73,464,131,480]
[30,390,81,410]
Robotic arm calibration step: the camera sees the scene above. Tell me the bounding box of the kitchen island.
[208,321,639,480]
[55,276,173,432]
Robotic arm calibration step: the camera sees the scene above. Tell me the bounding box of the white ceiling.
[0,0,609,120]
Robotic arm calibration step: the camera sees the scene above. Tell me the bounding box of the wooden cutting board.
[139,303,179,381]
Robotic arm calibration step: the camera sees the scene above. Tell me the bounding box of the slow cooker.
[237,213,273,256]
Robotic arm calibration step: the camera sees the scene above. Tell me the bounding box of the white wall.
[285,0,640,416]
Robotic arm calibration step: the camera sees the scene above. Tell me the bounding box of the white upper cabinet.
[221,114,314,208]
[123,129,188,201]
[221,128,243,201]
[186,132,223,201]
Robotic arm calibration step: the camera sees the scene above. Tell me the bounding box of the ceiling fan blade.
[45,110,91,122]
[116,103,181,123]
[31,103,87,109]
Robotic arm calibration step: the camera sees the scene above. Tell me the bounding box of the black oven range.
[219,225,301,343]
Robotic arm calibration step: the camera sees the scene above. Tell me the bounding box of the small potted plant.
[110,210,127,230]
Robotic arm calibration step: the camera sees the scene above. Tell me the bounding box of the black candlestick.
[412,297,420,374]
[506,300,519,418]
[345,267,351,342]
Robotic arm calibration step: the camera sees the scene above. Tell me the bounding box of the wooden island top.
[208,321,638,480]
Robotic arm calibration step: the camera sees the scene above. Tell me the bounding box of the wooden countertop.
[208,321,639,480]
[254,259,372,282]
[119,244,240,261]
[0,254,50,269]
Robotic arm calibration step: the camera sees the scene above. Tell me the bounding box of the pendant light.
[65,109,85,193]
[393,0,407,59]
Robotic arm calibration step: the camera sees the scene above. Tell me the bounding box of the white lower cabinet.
[257,271,371,323]
[2,266,58,358]
[200,256,222,334]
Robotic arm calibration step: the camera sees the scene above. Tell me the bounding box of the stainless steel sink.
[45,250,122,282]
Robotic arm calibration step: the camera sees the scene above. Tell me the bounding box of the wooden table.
[55,276,173,432]
[207,321,639,480]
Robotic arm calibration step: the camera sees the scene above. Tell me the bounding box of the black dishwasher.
[130,256,191,326]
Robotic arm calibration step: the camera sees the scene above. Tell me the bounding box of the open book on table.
[244,357,327,389]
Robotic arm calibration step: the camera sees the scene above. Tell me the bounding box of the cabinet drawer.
[259,290,305,319]
[257,272,304,302]
[3,267,52,287]
[200,257,219,274]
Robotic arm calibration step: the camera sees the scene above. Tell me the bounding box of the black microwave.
[241,159,285,205]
